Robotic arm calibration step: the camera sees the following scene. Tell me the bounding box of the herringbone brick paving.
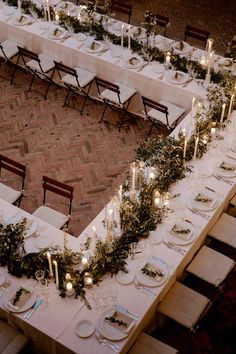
[0,0,236,236]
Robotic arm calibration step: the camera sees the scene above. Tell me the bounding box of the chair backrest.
[17,46,42,71]
[184,25,210,47]
[42,176,74,216]
[155,14,170,36]
[111,0,132,23]
[142,96,170,127]
[0,154,26,190]
[95,77,121,103]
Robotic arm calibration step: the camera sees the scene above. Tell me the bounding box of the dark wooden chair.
[0,154,26,206]
[10,46,55,98]
[142,96,185,137]
[33,176,74,229]
[111,0,132,24]
[155,14,170,37]
[184,25,210,48]
[46,61,95,114]
[96,77,137,130]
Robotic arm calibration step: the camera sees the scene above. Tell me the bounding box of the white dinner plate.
[124,56,143,69]
[172,41,192,55]
[189,189,218,211]
[11,15,31,26]
[166,221,195,246]
[218,57,233,69]
[55,1,75,12]
[98,307,135,341]
[2,285,36,313]
[84,41,104,53]
[48,28,67,40]
[6,215,37,238]
[34,236,51,249]
[216,160,236,178]
[75,320,94,338]
[115,270,134,285]
[136,259,168,287]
[165,71,189,85]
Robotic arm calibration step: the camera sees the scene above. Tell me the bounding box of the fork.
[214,175,234,185]
[189,207,210,220]
[95,332,120,352]
[133,278,156,298]
[182,78,193,87]
[163,241,186,255]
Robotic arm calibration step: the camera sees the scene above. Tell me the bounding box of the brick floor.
[1,0,236,236]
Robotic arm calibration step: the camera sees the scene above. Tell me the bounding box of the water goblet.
[40,278,51,303]
[35,270,45,283]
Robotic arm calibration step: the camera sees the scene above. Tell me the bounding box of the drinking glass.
[40,278,51,303]
[35,270,45,283]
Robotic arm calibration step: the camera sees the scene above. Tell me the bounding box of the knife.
[116,304,139,321]
[24,298,43,319]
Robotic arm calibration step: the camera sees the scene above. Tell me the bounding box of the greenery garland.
[1,0,236,307]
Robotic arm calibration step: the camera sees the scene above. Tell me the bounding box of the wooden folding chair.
[0,39,19,64]
[0,154,26,206]
[111,0,132,23]
[33,176,74,229]
[142,96,185,137]
[10,46,55,98]
[184,25,210,48]
[96,77,137,130]
[155,14,170,37]
[46,61,95,114]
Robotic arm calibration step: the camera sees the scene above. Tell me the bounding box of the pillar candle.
[128,25,131,50]
[193,136,199,159]
[191,97,196,117]
[183,137,187,159]
[46,0,51,22]
[220,103,226,127]
[210,127,216,138]
[121,25,124,47]
[118,185,122,204]
[227,94,235,119]
[165,52,171,65]
[53,260,59,289]
[47,252,53,278]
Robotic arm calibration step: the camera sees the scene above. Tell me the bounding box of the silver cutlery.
[116,304,138,321]
[214,175,234,185]
[137,62,149,72]
[95,331,120,352]
[163,241,186,255]
[59,34,71,43]
[23,298,43,319]
[153,256,175,270]
[133,278,156,298]
[204,185,216,193]
[188,207,210,220]
[182,78,193,87]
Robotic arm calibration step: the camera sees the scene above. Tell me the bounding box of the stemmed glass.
[35,270,45,284]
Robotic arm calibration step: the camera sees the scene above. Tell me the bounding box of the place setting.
[165,219,196,246]
[10,14,33,26]
[83,40,107,55]
[188,187,219,219]
[171,41,192,55]
[2,283,37,313]
[164,70,190,85]
[47,26,69,41]
[123,55,144,70]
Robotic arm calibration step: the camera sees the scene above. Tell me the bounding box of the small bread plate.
[98,306,136,340]
[75,320,95,338]
[116,270,134,285]
[167,220,195,245]
[136,259,168,287]
[2,284,36,313]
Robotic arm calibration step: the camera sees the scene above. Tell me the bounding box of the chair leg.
[99,101,108,123]
[80,81,92,115]
[63,87,72,107]
[44,79,52,100]
[10,59,20,85]
[147,121,154,137]
[28,70,36,92]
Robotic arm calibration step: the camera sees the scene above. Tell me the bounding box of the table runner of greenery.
[1,0,236,307]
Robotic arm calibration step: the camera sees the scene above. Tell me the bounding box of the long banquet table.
[0,109,236,354]
[1,1,236,353]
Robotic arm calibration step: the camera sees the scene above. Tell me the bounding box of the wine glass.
[35,270,45,283]
[40,278,51,303]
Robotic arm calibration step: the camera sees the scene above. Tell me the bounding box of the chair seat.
[63,67,95,88]
[209,212,236,249]
[0,39,19,60]
[33,205,69,229]
[158,281,209,329]
[0,319,29,354]
[148,100,185,127]
[129,332,178,354]
[27,53,55,73]
[186,245,235,287]
[100,81,137,106]
[0,182,22,204]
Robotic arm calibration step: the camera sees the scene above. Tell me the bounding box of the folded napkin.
[105,309,134,333]
[7,285,32,311]
[141,262,164,281]
[170,223,191,240]
[194,192,213,203]
[220,161,236,172]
